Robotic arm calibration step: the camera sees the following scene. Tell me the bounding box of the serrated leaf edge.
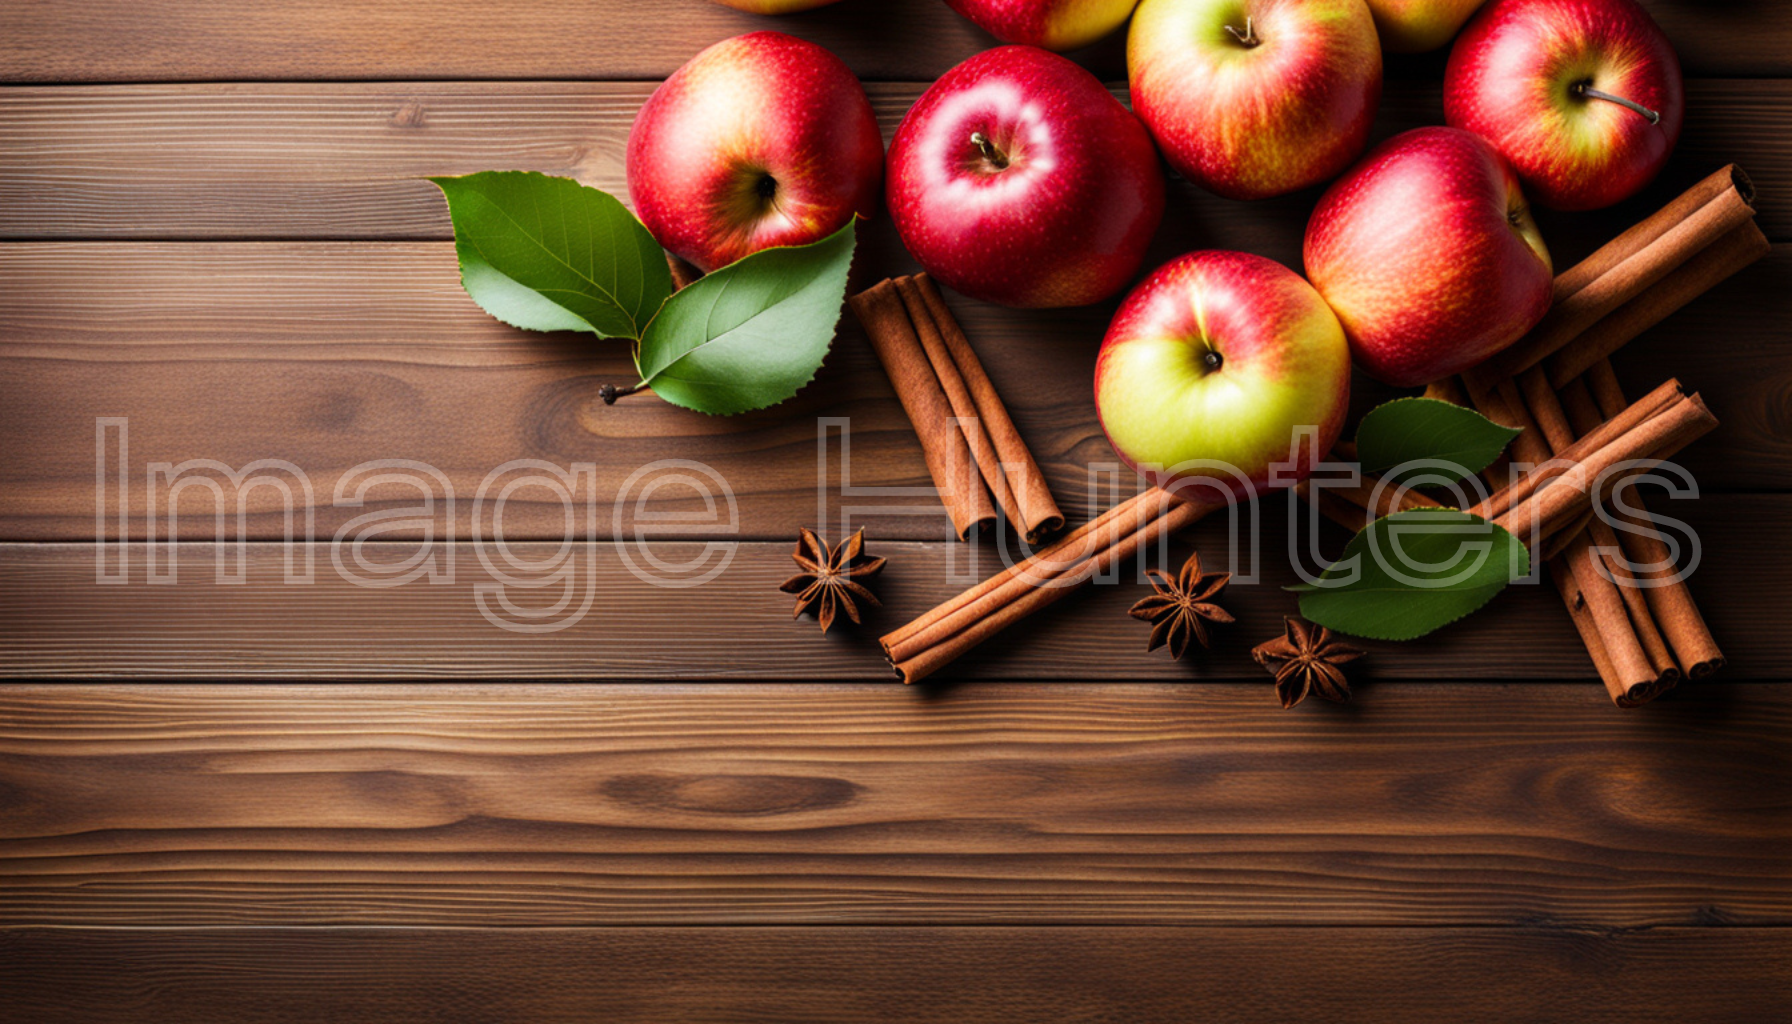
[427,171,668,340]
[1294,510,1525,641]
[636,220,857,416]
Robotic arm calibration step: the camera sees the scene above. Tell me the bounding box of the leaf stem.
[599,382,645,405]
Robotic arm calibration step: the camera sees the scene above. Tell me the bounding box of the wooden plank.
[1,0,1786,82]
[4,483,1782,680]
[3,926,1789,1024]
[1,242,1783,544]
[1,81,1785,245]
[0,683,1787,927]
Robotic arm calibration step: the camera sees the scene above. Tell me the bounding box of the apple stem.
[969,131,1009,170]
[1223,17,1260,48]
[599,382,644,405]
[1573,82,1661,125]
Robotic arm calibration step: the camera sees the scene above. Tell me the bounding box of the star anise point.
[783,528,885,633]
[1252,616,1365,708]
[1128,551,1233,661]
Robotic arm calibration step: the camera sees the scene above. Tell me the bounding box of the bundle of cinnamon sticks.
[1464,167,1759,704]
[881,485,1217,684]
[850,275,1064,543]
[1310,372,1720,706]
[1463,166,1766,395]
[1308,167,1760,705]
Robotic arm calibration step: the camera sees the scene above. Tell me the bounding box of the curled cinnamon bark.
[906,276,1065,543]
[1516,368,1680,705]
[1464,165,1762,394]
[849,280,994,540]
[1489,391,1718,549]
[882,487,1214,685]
[1583,361,1726,680]
[851,276,1064,544]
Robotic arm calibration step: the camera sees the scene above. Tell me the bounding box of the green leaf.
[636,219,857,416]
[429,171,672,339]
[1293,509,1529,641]
[1354,397,1522,485]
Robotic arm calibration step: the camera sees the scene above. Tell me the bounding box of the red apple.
[707,0,844,11]
[626,32,883,273]
[1444,0,1682,211]
[1095,251,1352,497]
[886,46,1165,308]
[1363,0,1486,53]
[1127,0,1382,200]
[1303,126,1553,387]
[943,0,1142,52]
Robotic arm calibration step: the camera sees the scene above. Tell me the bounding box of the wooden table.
[2,2,1789,1019]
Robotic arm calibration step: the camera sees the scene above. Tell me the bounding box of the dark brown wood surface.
[1,242,1785,543]
[2,0,1788,81]
[2,0,1789,1019]
[1,81,1787,242]
[2,684,1787,927]
[6,927,1789,1024]
[1,490,1785,678]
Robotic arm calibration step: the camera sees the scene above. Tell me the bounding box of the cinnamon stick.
[1295,480,1372,533]
[1295,472,1445,534]
[850,280,994,539]
[1463,371,1674,703]
[1518,365,1680,701]
[1550,542,1672,708]
[881,487,1158,658]
[882,487,1215,684]
[1546,219,1770,388]
[1585,360,1726,679]
[1554,165,1755,299]
[1463,165,1759,394]
[893,277,1023,536]
[1468,379,1685,522]
[908,275,1066,543]
[1491,390,1718,547]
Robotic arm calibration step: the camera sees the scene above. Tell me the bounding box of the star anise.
[780,528,886,633]
[1128,551,1235,659]
[1252,617,1365,708]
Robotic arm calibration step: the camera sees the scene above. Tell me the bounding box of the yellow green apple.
[1095,251,1352,498]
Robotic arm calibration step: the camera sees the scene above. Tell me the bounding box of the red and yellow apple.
[1363,0,1485,53]
[886,46,1165,308]
[626,32,883,273]
[1303,126,1553,387]
[943,0,1141,52]
[1444,0,1683,211]
[706,0,845,12]
[1127,0,1382,200]
[1095,251,1352,498]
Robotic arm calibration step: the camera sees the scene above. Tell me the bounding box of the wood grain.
[6,484,1785,680]
[3,926,1789,1024]
[0,0,1787,1003]
[2,242,1784,543]
[1,81,1786,245]
[0,0,1786,83]
[0,683,1787,927]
